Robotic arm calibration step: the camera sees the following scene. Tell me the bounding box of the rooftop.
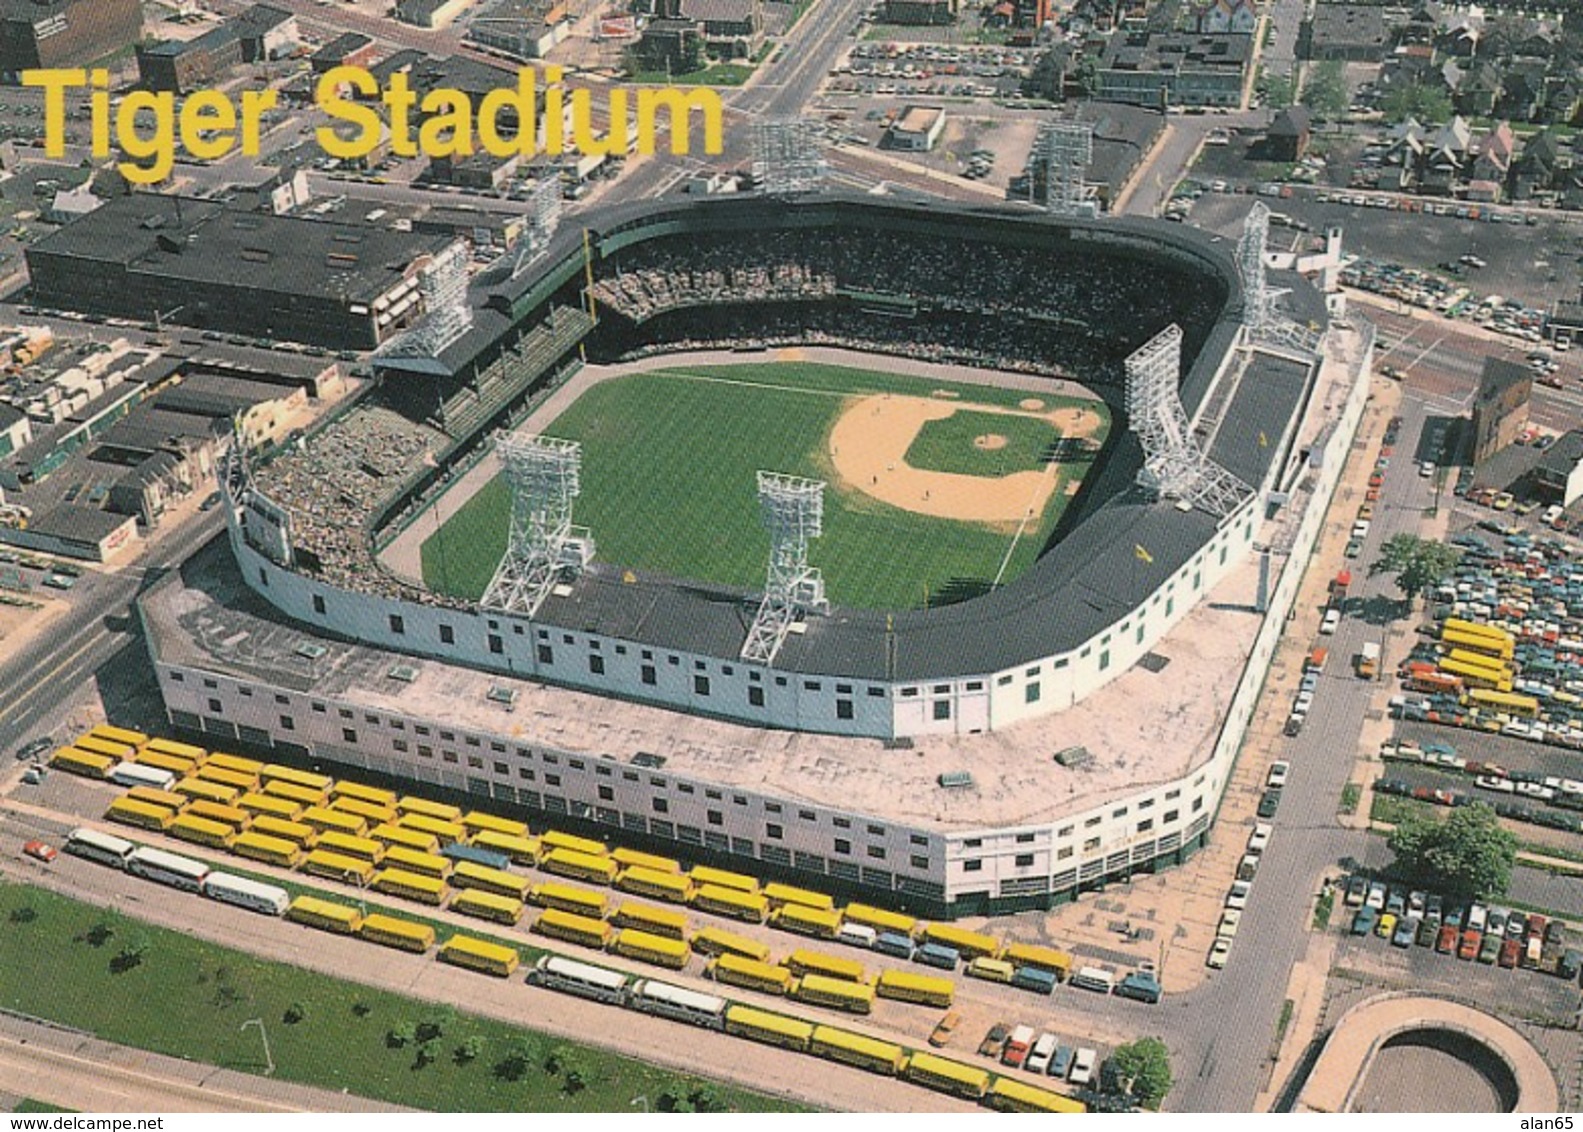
[28,195,449,305]
[144,531,1267,832]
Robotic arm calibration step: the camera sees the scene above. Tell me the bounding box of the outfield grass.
[903,410,1057,477]
[422,362,1108,610]
[0,883,799,1113]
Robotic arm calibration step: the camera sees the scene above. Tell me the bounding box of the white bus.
[201,871,290,917]
[65,827,136,867]
[110,762,178,791]
[528,954,629,1005]
[126,846,210,892]
[628,979,728,1029]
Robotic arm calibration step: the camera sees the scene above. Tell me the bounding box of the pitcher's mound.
[1019,397,1046,411]
[974,434,1009,450]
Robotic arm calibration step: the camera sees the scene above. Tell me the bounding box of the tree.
[1379,84,1451,124]
[1107,1037,1173,1109]
[1388,802,1517,900]
[386,1022,417,1049]
[1260,71,1296,110]
[283,1001,307,1025]
[1368,534,1461,603]
[1301,61,1348,120]
[454,1036,485,1065]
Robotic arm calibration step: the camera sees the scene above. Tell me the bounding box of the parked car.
[1257,789,1282,818]
[1268,761,1290,788]
[1458,929,1482,960]
[1436,924,1458,953]
[1365,881,1388,910]
[1321,608,1342,635]
[1227,880,1253,910]
[1207,937,1232,968]
[1248,822,1273,853]
[978,1023,1010,1057]
[930,1011,961,1047]
[1218,909,1243,938]
[1068,1048,1098,1087]
[1351,907,1379,935]
[1392,917,1418,948]
[1345,876,1368,907]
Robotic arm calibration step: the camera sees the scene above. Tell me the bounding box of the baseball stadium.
[135,193,1375,915]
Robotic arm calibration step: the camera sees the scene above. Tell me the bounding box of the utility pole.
[241,1018,274,1076]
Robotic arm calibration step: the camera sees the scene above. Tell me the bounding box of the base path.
[828,393,1103,525]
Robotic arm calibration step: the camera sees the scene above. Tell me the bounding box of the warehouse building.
[0,0,142,81]
[26,195,454,352]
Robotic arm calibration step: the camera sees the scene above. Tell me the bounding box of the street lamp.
[241,1017,274,1076]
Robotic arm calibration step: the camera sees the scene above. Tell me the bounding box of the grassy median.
[0,882,803,1113]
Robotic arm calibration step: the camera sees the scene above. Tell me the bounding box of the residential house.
[1496,59,1546,121]
[1421,115,1471,195]
[1265,106,1311,161]
[1190,0,1255,35]
[1452,59,1501,117]
[1470,120,1515,191]
[1434,16,1480,57]
[1513,128,1564,200]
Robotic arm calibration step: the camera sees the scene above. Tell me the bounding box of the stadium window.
[749,670,762,683]
[488,620,498,631]
[589,639,600,651]
[910,855,928,870]
[1024,667,1039,678]
[239,687,253,698]
[1137,819,1154,833]
[1220,546,1227,565]
[418,744,433,758]
[1193,797,1204,812]
[443,751,458,763]
[766,802,782,814]
[1080,647,1091,658]
[1165,810,1179,823]
[648,775,662,787]
[1194,774,1205,786]
[707,810,723,826]
[834,838,851,855]
[569,758,584,770]
[1112,807,1128,818]
[598,785,614,802]
[910,834,927,846]
[1083,837,1101,852]
[836,683,851,694]
[765,823,782,840]
[804,680,821,691]
[279,715,294,731]
[545,773,561,787]
[342,728,357,744]
[867,823,884,836]
[1137,624,1145,644]
[1099,650,1110,670]
[517,767,533,780]
[393,739,408,753]
[389,614,405,634]
[442,730,456,741]
[1015,853,1034,867]
[563,634,574,645]
[1025,682,1041,704]
[467,756,483,770]
[490,741,505,752]
[997,674,1013,686]
[1166,597,1175,617]
[312,594,325,615]
[615,644,626,655]
[1084,816,1101,828]
[963,859,982,872]
[836,699,853,719]
[668,655,680,666]
[1058,825,1073,837]
[415,724,430,735]
[203,678,218,690]
[1058,846,1074,860]
[694,675,710,696]
[678,783,694,795]
[799,809,815,822]
[867,686,884,697]
[488,634,503,655]
[641,664,656,685]
[1139,798,1155,811]
[440,624,455,645]
[964,837,982,848]
[493,761,508,775]
[538,629,549,640]
[339,709,354,720]
[933,701,951,720]
[731,837,755,855]
[1053,658,1069,669]
[774,676,787,687]
[393,721,406,732]
[965,681,983,692]
[1194,572,1202,589]
[695,660,706,671]
[258,567,268,587]
[641,648,652,659]
[748,686,765,708]
[207,698,223,714]
[734,795,747,806]
[724,665,734,677]
[900,687,918,697]
[706,789,721,800]
[274,693,289,705]
[170,672,184,683]
[589,654,605,675]
[366,714,380,725]
[933,684,949,694]
[1016,832,1035,843]
[1166,788,1181,800]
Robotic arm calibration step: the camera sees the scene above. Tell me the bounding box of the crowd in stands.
[589,227,1223,370]
[250,402,449,599]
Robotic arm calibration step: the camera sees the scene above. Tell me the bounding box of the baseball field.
[420,360,1110,611]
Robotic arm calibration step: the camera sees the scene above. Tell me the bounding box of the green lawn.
[0,883,800,1113]
[903,410,1058,477]
[422,362,1108,611]
[12,1100,73,1113]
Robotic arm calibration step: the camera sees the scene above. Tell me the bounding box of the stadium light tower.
[510,177,564,280]
[1125,324,1253,519]
[1033,119,1097,218]
[751,119,828,196]
[480,434,595,618]
[1238,201,1323,356]
[741,472,829,666]
[376,239,474,365]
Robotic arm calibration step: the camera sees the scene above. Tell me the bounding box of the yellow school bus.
[460,811,529,839]
[287,895,364,935]
[438,935,520,977]
[469,830,540,865]
[611,847,683,874]
[237,792,304,822]
[722,1005,811,1051]
[194,765,259,793]
[106,796,177,832]
[449,888,525,926]
[792,973,875,1015]
[540,847,618,885]
[49,747,116,779]
[532,907,614,949]
[232,831,305,869]
[359,913,435,953]
[370,867,448,906]
[450,860,530,900]
[811,1026,907,1075]
[169,813,237,850]
[396,795,464,823]
[330,781,399,808]
[615,865,694,904]
[299,849,375,885]
[690,883,769,924]
[763,882,836,912]
[611,901,690,940]
[250,815,319,849]
[530,881,608,919]
[706,953,793,995]
[611,928,691,970]
[690,926,771,963]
